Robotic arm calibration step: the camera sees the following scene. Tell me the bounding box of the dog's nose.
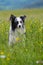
[19,25,21,28]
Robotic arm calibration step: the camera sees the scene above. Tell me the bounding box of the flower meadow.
[0,9,43,65]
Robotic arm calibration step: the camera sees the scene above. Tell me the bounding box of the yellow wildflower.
[1,51,4,55]
[16,37,20,41]
[7,57,10,61]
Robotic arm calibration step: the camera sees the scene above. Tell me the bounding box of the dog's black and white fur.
[9,14,26,45]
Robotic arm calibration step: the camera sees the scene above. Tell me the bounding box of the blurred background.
[0,0,43,10]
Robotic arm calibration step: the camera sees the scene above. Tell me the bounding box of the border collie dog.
[9,14,26,46]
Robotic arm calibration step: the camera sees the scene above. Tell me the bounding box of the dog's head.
[10,14,26,31]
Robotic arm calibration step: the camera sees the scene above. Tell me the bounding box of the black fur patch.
[10,15,18,31]
[20,15,26,22]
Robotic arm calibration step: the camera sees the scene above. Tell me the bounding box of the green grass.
[0,9,43,65]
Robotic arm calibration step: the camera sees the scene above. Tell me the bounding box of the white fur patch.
[15,17,23,28]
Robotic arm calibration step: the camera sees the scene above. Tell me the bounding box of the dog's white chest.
[9,27,25,45]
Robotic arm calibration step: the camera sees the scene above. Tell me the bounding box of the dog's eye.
[16,21,18,24]
[20,21,22,23]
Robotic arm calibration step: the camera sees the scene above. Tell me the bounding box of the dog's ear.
[10,14,16,21]
[20,15,26,22]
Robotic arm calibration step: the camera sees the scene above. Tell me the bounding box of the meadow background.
[0,9,43,65]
